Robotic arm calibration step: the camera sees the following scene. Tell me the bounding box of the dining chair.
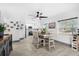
[33,30,45,48]
[45,33,55,51]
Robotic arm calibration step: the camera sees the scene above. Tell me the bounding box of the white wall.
[0,4,26,41]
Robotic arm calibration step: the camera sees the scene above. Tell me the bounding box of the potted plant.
[41,28,47,34]
[0,23,6,39]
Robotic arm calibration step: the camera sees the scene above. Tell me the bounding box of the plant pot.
[0,32,4,39]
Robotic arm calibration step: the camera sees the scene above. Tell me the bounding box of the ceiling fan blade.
[39,16,48,18]
[28,15,35,17]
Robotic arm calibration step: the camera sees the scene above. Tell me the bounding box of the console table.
[0,34,13,56]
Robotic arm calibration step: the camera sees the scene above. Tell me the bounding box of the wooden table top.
[39,34,50,39]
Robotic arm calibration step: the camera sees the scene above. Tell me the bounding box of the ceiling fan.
[29,11,48,20]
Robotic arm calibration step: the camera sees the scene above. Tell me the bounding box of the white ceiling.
[0,3,79,24]
[0,3,78,16]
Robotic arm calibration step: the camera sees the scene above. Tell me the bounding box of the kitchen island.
[0,34,12,56]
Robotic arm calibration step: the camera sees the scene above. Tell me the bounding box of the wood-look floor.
[10,36,79,56]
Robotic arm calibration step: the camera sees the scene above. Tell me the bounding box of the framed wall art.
[14,24,16,26]
[10,21,13,23]
[16,28,19,30]
[10,26,13,28]
[16,21,18,24]
[48,22,56,29]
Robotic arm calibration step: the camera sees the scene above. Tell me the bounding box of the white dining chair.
[45,33,55,50]
[33,30,45,48]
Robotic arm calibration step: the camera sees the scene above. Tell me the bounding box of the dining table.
[39,33,50,39]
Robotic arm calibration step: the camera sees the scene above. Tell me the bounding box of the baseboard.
[54,40,72,47]
[20,38,25,40]
[12,38,25,42]
[12,40,20,42]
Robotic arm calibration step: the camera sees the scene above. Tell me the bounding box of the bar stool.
[45,34,55,51]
